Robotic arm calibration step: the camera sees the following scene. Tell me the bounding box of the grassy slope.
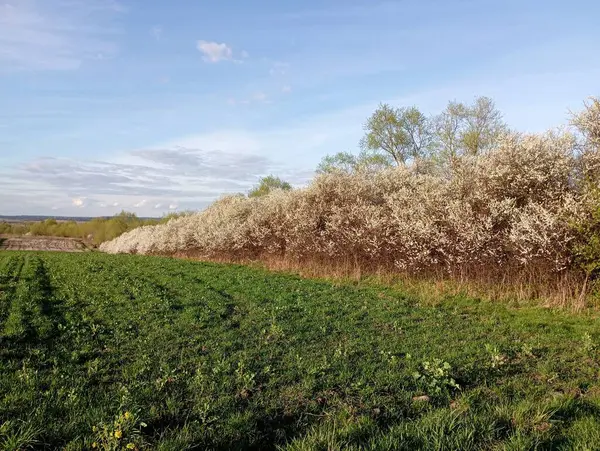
[0,252,600,450]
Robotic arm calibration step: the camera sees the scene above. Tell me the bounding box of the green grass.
[1,252,600,450]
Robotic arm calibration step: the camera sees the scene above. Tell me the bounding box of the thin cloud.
[270,62,290,76]
[227,92,270,106]
[196,40,234,63]
[253,92,268,103]
[152,25,163,41]
[0,146,310,215]
[0,1,122,71]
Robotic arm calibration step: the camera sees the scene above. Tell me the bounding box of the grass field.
[1,252,600,450]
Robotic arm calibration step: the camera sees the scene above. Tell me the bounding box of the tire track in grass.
[1,255,61,343]
[0,254,25,330]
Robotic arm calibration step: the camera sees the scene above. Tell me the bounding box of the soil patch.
[0,236,90,252]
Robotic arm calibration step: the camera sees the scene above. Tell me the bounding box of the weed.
[582,332,597,354]
[484,344,509,369]
[412,358,460,397]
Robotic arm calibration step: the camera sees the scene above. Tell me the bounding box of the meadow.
[1,251,600,450]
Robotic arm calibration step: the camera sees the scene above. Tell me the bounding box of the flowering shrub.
[100,99,600,298]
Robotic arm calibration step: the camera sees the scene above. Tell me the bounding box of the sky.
[1,0,599,217]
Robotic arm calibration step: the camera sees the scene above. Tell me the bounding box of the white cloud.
[169,204,178,210]
[134,199,147,208]
[282,85,292,93]
[72,197,85,207]
[241,50,250,58]
[196,40,234,63]
[154,203,162,209]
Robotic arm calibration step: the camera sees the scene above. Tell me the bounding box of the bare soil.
[0,236,90,252]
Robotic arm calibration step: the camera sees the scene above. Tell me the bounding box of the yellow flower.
[91,443,98,449]
[126,444,136,450]
[124,411,132,420]
[114,430,123,439]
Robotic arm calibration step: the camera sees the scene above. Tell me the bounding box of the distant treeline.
[0,211,190,246]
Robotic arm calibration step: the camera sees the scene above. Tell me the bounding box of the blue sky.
[1,0,599,216]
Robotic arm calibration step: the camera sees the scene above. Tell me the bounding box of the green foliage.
[248,175,292,197]
[412,359,459,396]
[319,95,507,174]
[484,344,509,369]
[158,210,193,224]
[316,150,392,174]
[0,420,41,450]
[434,96,507,160]
[572,189,600,279]
[360,103,434,166]
[0,222,27,235]
[317,151,360,174]
[1,252,600,449]
[91,411,146,451]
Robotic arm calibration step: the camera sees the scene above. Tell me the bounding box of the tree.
[317,152,359,174]
[462,96,507,155]
[360,104,434,166]
[248,175,292,198]
[115,211,139,222]
[316,150,392,174]
[572,97,600,150]
[434,101,469,162]
[434,96,507,161]
[571,97,600,185]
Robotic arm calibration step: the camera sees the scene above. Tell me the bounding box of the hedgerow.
[101,98,600,306]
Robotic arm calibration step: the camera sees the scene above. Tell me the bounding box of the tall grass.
[101,99,600,307]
